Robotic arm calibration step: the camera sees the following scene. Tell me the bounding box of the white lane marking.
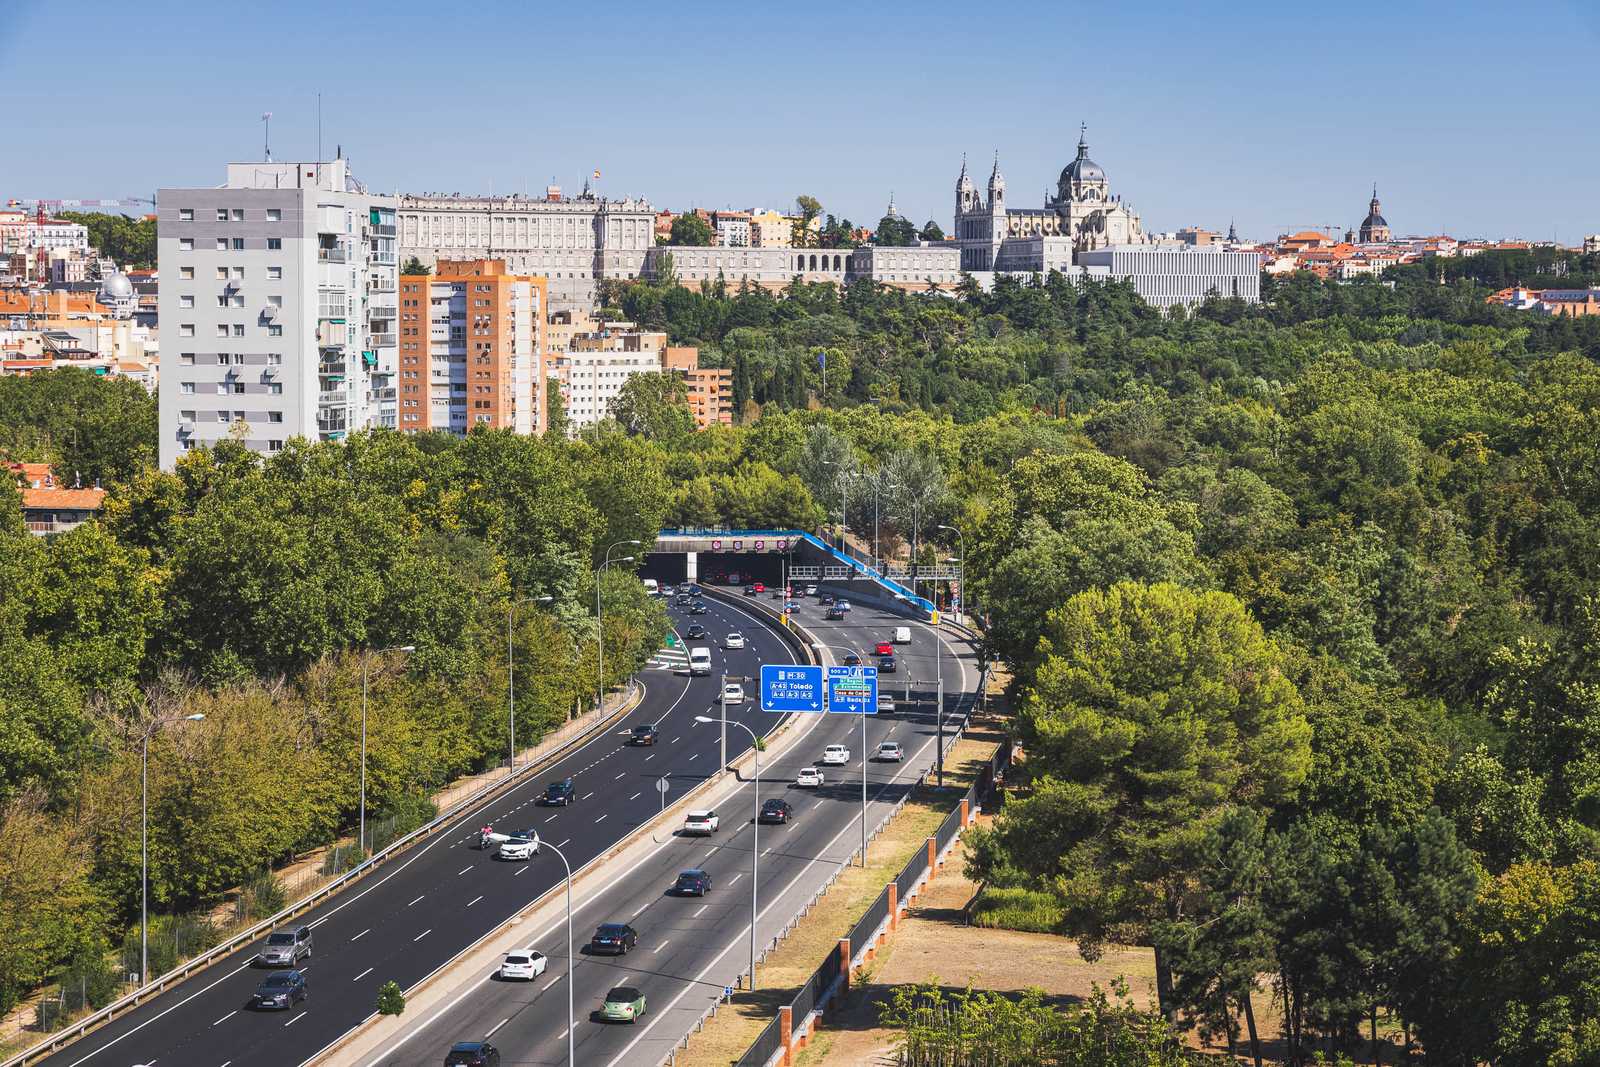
[632,901,649,918]
[546,814,560,822]
[628,792,641,801]
[813,799,825,809]
[212,1010,236,1026]
[284,1010,307,1027]
[654,939,671,953]
[556,838,571,848]
[615,772,626,780]
[413,929,431,942]
[61,956,257,1066]
[728,873,742,885]
[693,904,709,917]
[456,865,473,875]
[514,865,527,876]
[644,754,655,762]
[689,753,699,761]
[670,736,680,744]
[353,967,373,981]
[407,894,424,907]
[542,974,563,991]
[486,1017,510,1038]
[351,928,369,941]
[466,895,483,908]
[594,813,608,825]
[581,792,595,800]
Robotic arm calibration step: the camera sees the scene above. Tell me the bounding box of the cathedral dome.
[98,272,134,301]
[1060,129,1106,187]
[1362,209,1388,228]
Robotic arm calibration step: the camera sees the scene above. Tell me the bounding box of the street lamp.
[542,840,577,1067]
[508,595,554,775]
[360,645,415,856]
[696,714,761,990]
[717,673,752,772]
[813,640,870,867]
[936,524,966,626]
[141,712,205,986]
[596,540,642,711]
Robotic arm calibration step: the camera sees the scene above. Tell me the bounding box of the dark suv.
[686,623,707,639]
[590,922,638,956]
[673,869,713,896]
[257,924,312,967]
[444,1042,501,1067]
[759,798,794,825]
[631,724,658,746]
[251,969,307,1010]
[543,778,576,805]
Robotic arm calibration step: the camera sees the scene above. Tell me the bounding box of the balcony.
[318,246,349,264]
[318,321,348,347]
[372,386,397,402]
[318,391,348,406]
[369,332,396,348]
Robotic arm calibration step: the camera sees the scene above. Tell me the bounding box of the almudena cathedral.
[396,133,1260,313]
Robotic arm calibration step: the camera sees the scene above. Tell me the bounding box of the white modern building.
[1076,245,1261,307]
[157,159,398,468]
[549,319,666,430]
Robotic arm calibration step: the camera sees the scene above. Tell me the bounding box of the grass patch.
[968,885,1062,933]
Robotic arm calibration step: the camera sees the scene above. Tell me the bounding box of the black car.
[759,798,794,825]
[590,922,638,956]
[251,969,307,1010]
[674,594,692,607]
[444,1041,502,1067]
[819,593,835,605]
[673,868,713,896]
[843,652,862,667]
[543,777,576,805]
[631,724,658,746]
[878,654,897,673]
[686,584,703,597]
[689,600,708,615]
[742,584,757,596]
[686,623,707,639]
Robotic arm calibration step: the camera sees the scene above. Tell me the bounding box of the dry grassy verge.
[674,723,1005,1067]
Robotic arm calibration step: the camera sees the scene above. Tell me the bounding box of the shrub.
[367,793,438,854]
[321,842,364,876]
[119,912,220,981]
[968,886,1063,933]
[376,979,405,1016]
[235,869,286,922]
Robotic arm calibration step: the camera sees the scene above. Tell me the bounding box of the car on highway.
[689,646,713,675]
[819,593,835,605]
[682,809,720,835]
[496,831,540,860]
[879,654,897,673]
[837,599,853,612]
[894,626,912,644]
[842,652,862,666]
[770,585,784,598]
[250,969,307,1010]
[600,985,648,1023]
[631,723,658,746]
[590,922,638,955]
[723,682,746,705]
[805,584,819,596]
[542,777,577,806]
[876,741,904,762]
[686,622,708,639]
[689,600,708,615]
[753,582,766,594]
[673,868,713,896]
[874,640,894,656]
[498,949,548,981]
[742,584,756,596]
[795,766,824,787]
[724,631,745,649]
[687,583,703,596]
[444,1041,502,1066]
[825,606,846,620]
[878,694,896,714]
[759,798,795,824]
[257,924,312,967]
[822,744,851,765]
[674,593,692,607]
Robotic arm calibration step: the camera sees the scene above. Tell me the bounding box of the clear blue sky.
[4,0,1597,243]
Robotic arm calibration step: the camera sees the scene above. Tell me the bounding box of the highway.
[31,591,800,1067]
[361,587,979,1067]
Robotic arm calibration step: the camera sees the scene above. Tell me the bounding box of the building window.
[179,295,194,309]
[216,267,229,280]
[229,294,245,308]
[268,295,283,307]
[268,266,282,280]
[267,238,282,250]
[267,353,282,364]
[180,352,195,365]
[181,382,195,394]
[216,209,229,222]
[179,238,194,251]
[268,440,284,451]
[267,324,283,336]
[234,410,246,422]
[231,238,244,251]
[233,325,245,337]
[216,295,230,307]
[180,324,195,337]
[217,411,229,423]
[268,411,283,423]
[179,208,194,221]
[268,382,282,395]
[179,266,194,280]
[231,209,244,221]
[215,238,228,251]
[266,209,281,222]
[216,325,229,338]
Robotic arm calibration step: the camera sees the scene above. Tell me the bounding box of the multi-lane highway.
[32,591,801,1067]
[361,586,979,1067]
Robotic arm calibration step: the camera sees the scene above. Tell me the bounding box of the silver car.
[258,925,312,967]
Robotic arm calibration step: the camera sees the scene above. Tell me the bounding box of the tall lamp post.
[717,672,752,771]
[936,524,966,626]
[812,640,870,866]
[360,644,415,856]
[542,841,577,1067]
[596,540,642,712]
[508,595,554,775]
[697,714,761,990]
[141,712,206,986]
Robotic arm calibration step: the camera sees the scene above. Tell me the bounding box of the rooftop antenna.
[262,112,272,161]
[317,93,322,162]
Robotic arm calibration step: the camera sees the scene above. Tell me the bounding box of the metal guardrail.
[2,679,651,1067]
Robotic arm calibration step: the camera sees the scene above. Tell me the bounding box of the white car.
[499,949,548,981]
[804,584,818,596]
[796,767,825,788]
[836,600,852,613]
[877,694,896,714]
[821,744,850,766]
[497,831,540,860]
[876,741,904,762]
[724,632,745,650]
[722,682,746,705]
[682,809,720,835]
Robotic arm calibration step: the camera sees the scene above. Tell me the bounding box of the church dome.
[98,272,133,301]
[1362,210,1388,228]
[1060,130,1106,186]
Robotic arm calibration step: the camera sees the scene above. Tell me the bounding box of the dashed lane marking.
[466,895,483,908]
[413,929,431,942]
[353,967,373,982]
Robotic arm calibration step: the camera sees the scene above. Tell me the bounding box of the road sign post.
[657,775,669,820]
[826,665,878,865]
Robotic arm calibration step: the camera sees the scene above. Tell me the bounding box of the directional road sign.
[827,665,878,714]
[760,664,825,713]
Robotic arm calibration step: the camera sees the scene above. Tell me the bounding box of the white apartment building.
[549,320,666,432]
[157,160,397,468]
[0,214,90,255]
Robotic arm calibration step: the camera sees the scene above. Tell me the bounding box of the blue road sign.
[827,665,878,714]
[760,664,825,713]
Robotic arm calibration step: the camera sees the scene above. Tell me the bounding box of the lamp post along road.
[141,712,206,987]
[937,524,967,627]
[542,841,577,1067]
[697,714,760,990]
[596,540,642,712]
[813,641,870,866]
[508,596,554,775]
[360,645,415,856]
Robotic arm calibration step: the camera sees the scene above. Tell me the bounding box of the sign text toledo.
[760,664,825,712]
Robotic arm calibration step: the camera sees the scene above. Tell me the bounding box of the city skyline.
[3,0,1597,242]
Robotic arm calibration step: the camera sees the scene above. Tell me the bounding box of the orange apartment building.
[663,346,732,428]
[398,259,547,435]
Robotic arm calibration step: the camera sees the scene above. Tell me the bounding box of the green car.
[601,985,647,1023]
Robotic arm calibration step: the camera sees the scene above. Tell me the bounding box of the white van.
[894,626,912,644]
[689,647,712,676]
[642,578,660,597]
